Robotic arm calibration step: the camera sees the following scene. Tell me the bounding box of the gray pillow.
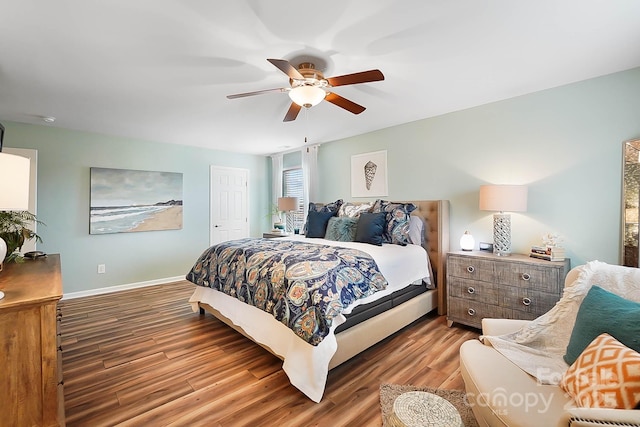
[324,217,358,242]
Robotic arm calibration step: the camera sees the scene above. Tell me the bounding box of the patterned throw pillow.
[309,199,344,214]
[338,202,372,218]
[560,333,640,409]
[371,199,417,245]
[324,217,358,242]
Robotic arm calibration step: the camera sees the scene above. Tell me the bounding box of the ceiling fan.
[227,58,384,122]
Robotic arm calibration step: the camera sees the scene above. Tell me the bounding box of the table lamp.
[479,184,527,256]
[277,196,298,233]
[0,151,31,299]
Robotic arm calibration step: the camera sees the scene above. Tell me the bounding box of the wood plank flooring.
[59,281,479,426]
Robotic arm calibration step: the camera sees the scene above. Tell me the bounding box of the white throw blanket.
[483,260,640,385]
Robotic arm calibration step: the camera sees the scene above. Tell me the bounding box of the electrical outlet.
[97,264,106,274]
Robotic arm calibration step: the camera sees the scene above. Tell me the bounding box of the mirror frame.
[622,138,640,267]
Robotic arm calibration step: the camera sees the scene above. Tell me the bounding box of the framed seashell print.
[351,150,388,197]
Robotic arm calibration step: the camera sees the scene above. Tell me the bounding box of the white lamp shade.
[479,185,527,212]
[288,86,326,107]
[0,153,30,210]
[277,197,298,212]
[460,231,475,251]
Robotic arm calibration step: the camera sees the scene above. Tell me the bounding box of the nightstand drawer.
[448,277,499,305]
[496,264,561,294]
[448,297,503,329]
[447,255,494,282]
[500,287,559,317]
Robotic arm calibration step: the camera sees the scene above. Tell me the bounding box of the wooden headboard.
[409,200,450,315]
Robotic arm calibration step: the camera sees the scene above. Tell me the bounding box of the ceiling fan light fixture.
[288,86,326,108]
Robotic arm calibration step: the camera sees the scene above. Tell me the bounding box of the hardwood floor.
[60,281,479,426]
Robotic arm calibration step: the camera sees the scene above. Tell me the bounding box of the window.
[283,167,304,231]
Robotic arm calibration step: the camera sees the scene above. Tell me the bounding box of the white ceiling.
[1,1,640,155]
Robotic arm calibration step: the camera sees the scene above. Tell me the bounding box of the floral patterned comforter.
[186,238,388,345]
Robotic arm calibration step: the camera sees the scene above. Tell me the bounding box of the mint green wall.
[318,67,640,267]
[283,151,301,169]
[4,67,638,293]
[4,122,270,294]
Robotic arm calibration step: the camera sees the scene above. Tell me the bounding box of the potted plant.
[0,211,43,262]
[266,203,285,231]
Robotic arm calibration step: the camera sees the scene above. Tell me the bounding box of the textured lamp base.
[493,213,512,256]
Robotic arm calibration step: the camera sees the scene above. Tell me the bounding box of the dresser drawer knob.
[466,265,475,273]
[521,273,531,281]
[522,297,532,306]
[467,308,476,316]
[467,286,475,294]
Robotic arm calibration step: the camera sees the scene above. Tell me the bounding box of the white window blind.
[283,168,305,230]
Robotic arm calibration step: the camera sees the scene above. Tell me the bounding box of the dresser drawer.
[495,263,561,294]
[448,255,494,282]
[448,277,500,305]
[499,286,559,317]
[447,296,503,328]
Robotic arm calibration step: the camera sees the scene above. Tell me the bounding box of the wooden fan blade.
[227,87,287,99]
[325,92,366,114]
[326,69,384,87]
[283,102,302,122]
[267,58,304,80]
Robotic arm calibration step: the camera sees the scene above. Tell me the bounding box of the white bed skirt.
[189,285,437,402]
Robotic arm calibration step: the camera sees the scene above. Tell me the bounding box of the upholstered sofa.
[459,265,640,427]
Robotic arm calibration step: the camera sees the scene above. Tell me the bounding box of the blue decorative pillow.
[309,199,344,214]
[371,200,417,245]
[324,217,358,242]
[354,212,386,246]
[304,199,344,234]
[305,210,336,238]
[564,285,640,365]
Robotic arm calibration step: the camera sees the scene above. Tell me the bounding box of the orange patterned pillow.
[560,333,640,409]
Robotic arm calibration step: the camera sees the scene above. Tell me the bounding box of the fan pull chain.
[304,105,310,145]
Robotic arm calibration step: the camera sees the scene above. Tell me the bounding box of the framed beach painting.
[351,150,388,197]
[90,167,183,234]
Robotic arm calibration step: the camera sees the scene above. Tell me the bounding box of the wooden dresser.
[0,254,64,427]
[446,251,570,329]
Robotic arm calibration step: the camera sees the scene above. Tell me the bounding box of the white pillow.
[408,215,425,246]
[338,202,372,218]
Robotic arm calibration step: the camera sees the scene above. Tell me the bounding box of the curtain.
[271,153,283,227]
[301,145,319,221]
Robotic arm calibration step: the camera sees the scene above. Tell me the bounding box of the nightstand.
[446,251,570,329]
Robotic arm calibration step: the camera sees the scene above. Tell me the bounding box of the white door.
[210,166,249,245]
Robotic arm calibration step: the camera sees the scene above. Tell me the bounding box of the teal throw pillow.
[564,285,640,365]
[324,217,358,242]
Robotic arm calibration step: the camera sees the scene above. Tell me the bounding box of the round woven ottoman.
[387,391,463,427]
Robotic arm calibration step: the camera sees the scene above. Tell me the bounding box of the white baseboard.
[62,275,186,300]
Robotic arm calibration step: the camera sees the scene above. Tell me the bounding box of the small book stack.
[530,245,566,261]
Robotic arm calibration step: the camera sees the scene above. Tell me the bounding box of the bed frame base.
[329,289,437,369]
[197,288,437,371]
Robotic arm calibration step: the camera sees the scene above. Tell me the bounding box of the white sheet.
[188,237,430,402]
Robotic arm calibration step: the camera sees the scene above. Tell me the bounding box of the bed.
[186,200,450,402]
